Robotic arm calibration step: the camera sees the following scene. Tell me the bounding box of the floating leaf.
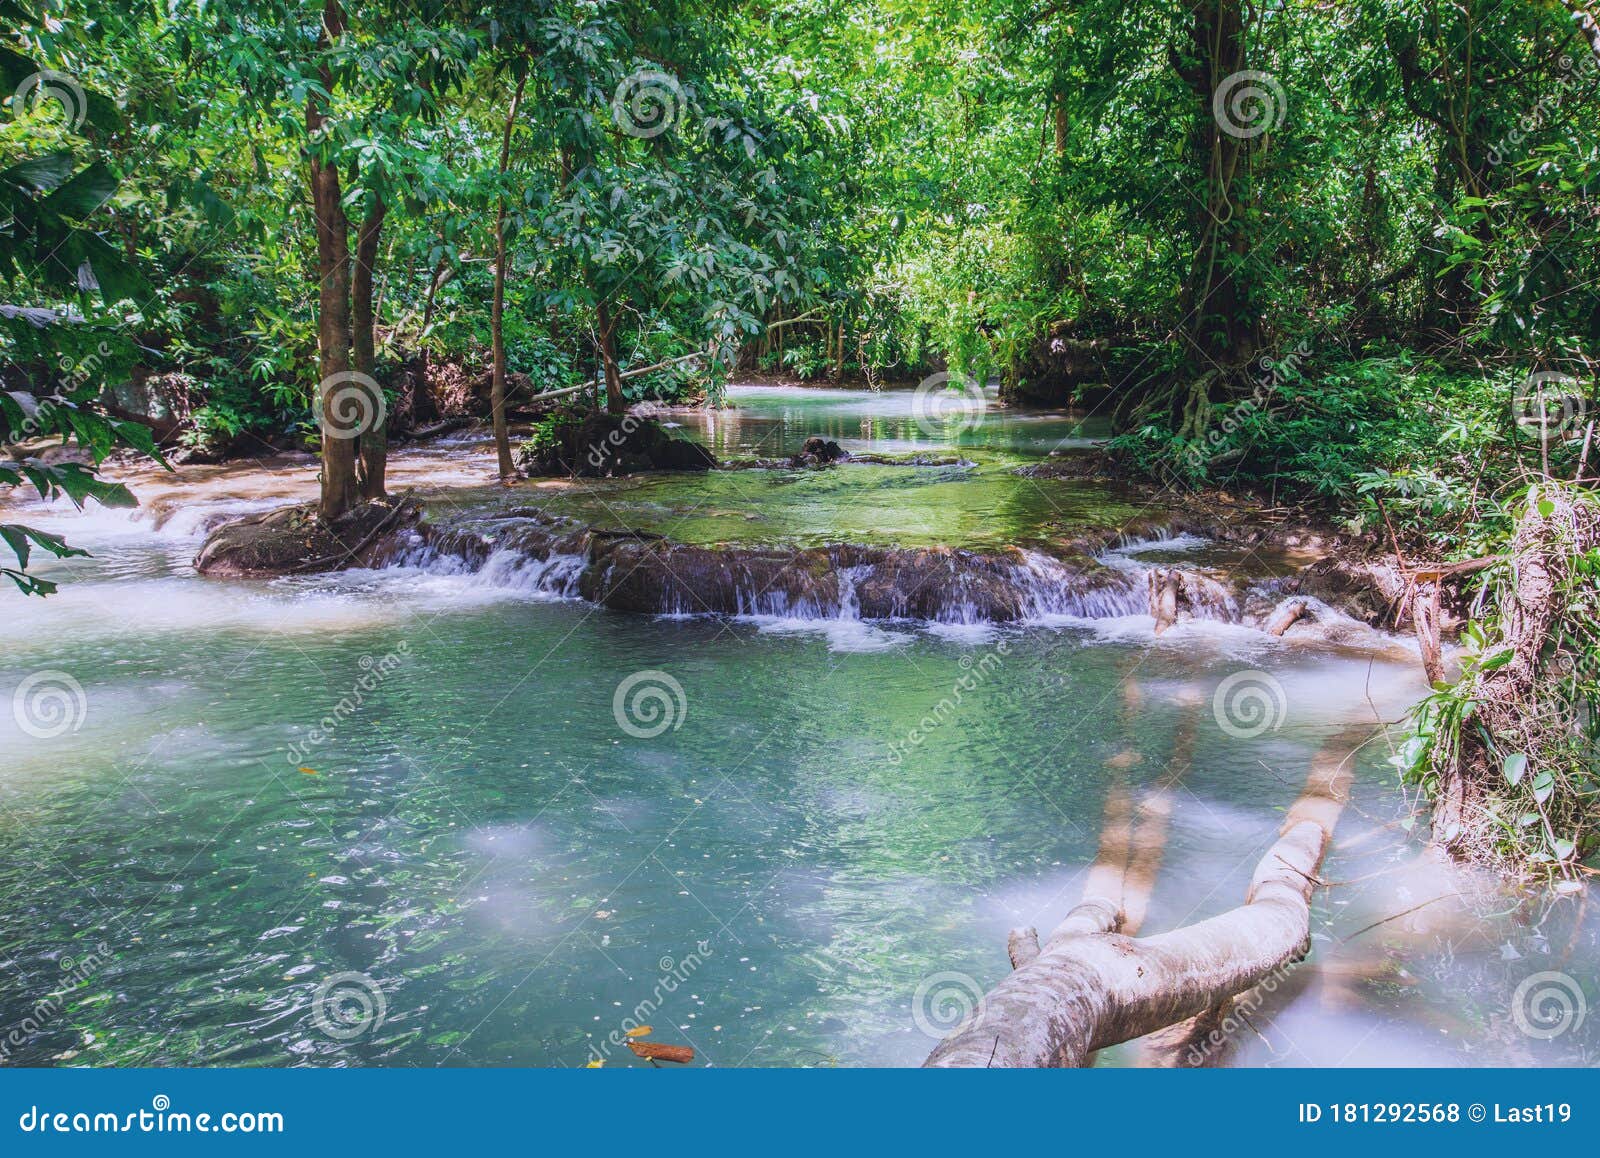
[627,1040,694,1064]
[626,1026,653,1038]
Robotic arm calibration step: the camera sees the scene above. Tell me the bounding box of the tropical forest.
[2,0,1598,1070]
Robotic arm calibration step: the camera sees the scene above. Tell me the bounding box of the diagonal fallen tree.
[925,734,1358,1068]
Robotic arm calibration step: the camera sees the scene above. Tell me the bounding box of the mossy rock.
[194,495,421,578]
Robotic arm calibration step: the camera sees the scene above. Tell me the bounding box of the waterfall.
[367,513,1323,630]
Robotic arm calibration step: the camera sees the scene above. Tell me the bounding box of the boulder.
[790,436,848,466]
[516,409,716,477]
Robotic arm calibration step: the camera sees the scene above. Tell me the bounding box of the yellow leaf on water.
[626,1026,653,1038]
[585,1059,605,1068]
[298,767,320,776]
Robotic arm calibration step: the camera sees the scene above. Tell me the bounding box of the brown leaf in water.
[627,1041,694,1064]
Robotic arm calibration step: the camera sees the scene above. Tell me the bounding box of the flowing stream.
[1,384,1594,1067]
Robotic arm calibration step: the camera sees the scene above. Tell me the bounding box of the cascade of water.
[350,510,1381,643]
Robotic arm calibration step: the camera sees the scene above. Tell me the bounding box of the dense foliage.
[1,1,1597,858]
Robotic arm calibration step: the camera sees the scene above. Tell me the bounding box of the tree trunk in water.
[924,731,1355,1068]
[596,299,625,415]
[354,196,387,499]
[490,70,529,480]
[308,0,356,523]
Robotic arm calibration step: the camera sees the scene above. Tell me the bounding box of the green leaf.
[1503,752,1527,786]
[41,160,120,219]
[0,152,76,194]
[1532,769,1556,805]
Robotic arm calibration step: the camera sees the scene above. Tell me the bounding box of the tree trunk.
[354,195,388,499]
[308,0,356,523]
[1172,0,1259,437]
[925,732,1354,1068]
[490,69,529,479]
[596,298,624,415]
[1565,0,1600,66]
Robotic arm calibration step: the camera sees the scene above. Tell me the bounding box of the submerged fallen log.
[925,735,1357,1068]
